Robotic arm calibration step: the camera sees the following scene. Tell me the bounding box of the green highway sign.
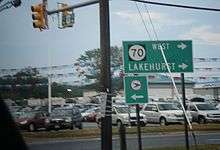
[123,40,193,73]
[124,76,148,104]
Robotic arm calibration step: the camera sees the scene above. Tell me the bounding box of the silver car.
[112,105,147,126]
[141,102,192,125]
[187,102,220,124]
[96,105,147,127]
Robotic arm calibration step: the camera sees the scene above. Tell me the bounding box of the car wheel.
[78,124,83,129]
[70,123,74,130]
[45,127,51,131]
[160,117,167,126]
[117,120,123,128]
[140,122,146,127]
[97,119,101,128]
[198,116,206,124]
[28,123,35,132]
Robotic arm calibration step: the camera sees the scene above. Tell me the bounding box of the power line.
[0,0,21,12]
[130,0,220,12]
[0,1,12,12]
[135,2,152,40]
[143,4,158,40]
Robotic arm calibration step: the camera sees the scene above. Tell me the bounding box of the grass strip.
[144,144,220,150]
[22,123,220,140]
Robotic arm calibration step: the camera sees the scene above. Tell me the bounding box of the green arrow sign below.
[123,40,193,73]
[124,76,148,104]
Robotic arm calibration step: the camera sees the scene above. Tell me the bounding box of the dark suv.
[50,106,83,130]
[14,111,50,132]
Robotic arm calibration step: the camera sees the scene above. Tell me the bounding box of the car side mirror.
[112,111,116,114]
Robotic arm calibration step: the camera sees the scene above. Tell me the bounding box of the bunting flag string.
[1,57,220,74]
[1,76,220,88]
[0,83,48,88]
[3,72,220,80]
[194,58,220,63]
[1,71,220,80]
[2,66,220,76]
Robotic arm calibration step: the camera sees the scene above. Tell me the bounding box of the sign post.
[136,104,142,150]
[124,76,147,150]
[181,73,189,150]
[123,40,193,73]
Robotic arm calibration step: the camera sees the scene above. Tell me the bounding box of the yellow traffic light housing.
[62,3,68,16]
[31,3,46,30]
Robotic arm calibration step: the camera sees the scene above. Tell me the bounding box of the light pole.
[99,0,112,150]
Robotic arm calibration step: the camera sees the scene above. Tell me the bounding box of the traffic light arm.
[47,0,98,15]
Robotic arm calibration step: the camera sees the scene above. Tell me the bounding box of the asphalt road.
[28,132,220,150]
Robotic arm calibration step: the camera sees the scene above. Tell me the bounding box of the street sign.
[123,40,193,73]
[124,76,148,104]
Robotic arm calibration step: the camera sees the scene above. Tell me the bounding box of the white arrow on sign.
[177,42,187,50]
[131,94,144,101]
[178,63,188,70]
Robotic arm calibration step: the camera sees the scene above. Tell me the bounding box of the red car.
[14,111,50,132]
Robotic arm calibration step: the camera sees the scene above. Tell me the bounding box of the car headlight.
[123,116,128,120]
[142,115,147,119]
[45,118,50,124]
[166,114,175,117]
[65,117,72,122]
[186,113,192,118]
[20,120,28,125]
[207,114,212,117]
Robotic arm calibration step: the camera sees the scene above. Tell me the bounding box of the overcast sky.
[1,0,220,69]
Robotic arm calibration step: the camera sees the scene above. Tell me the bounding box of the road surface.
[28,132,220,150]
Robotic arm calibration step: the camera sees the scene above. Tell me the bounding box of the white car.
[187,102,220,124]
[216,103,220,110]
[141,102,192,126]
[96,105,147,127]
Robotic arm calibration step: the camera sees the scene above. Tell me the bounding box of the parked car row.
[10,99,220,131]
[12,106,83,132]
[96,100,220,127]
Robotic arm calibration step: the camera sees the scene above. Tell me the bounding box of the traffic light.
[31,3,46,29]
[60,3,74,28]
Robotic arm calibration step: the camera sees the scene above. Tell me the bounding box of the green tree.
[76,46,123,91]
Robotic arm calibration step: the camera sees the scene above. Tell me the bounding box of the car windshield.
[11,112,23,119]
[51,109,73,117]
[115,107,136,113]
[115,107,129,113]
[158,104,180,111]
[196,103,218,110]
[20,111,36,118]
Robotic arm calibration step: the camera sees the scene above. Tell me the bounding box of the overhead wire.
[143,4,158,40]
[131,0,220,12]
[135,2,152,40]
[0,1,12,12]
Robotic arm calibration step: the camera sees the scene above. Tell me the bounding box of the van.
[50,106,83,130]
